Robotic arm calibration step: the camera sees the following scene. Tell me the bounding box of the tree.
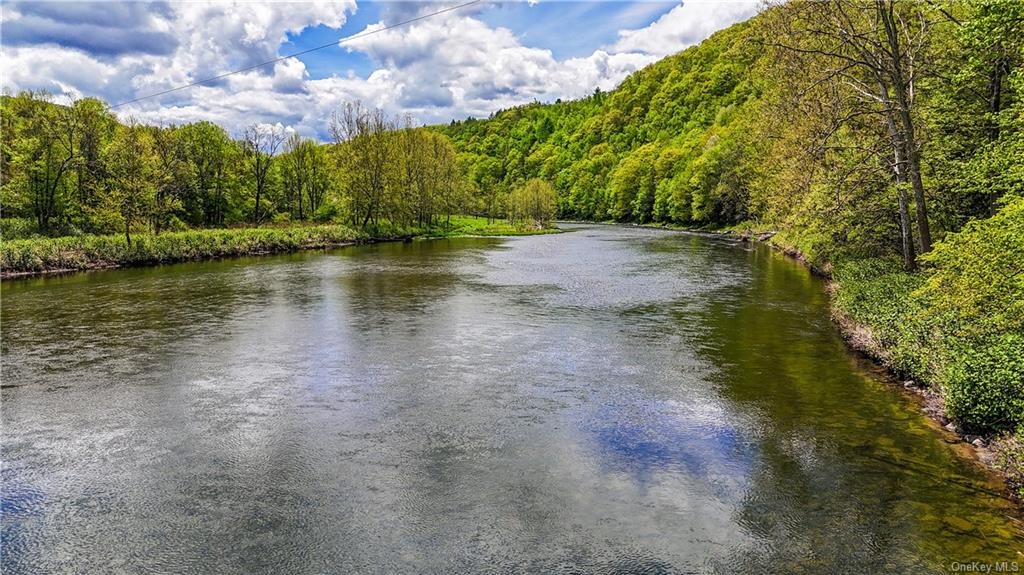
[304,143,331,218]
[768,0,939,268]
[429,132,464,228]
[509,178,556,226]
[106,122,156,245]
[5,93,80,234]
[179,121,236,227]
[330,102,392,227]
[242,123,286,226]
[150,125,189,233]
[282,133,310,219]
[71,98,116,219]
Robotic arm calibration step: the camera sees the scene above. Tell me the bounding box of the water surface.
[2,224,1021,573]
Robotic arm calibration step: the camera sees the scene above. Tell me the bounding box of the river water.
[2,224,1021,573]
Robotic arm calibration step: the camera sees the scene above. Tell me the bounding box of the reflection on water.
[1,225,1021,574]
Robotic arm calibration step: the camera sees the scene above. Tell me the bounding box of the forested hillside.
[441,0,1024,487]
[441,19,761,227]
[442,2,1022,264]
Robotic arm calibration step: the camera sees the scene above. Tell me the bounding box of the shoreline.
[0,239,366,281]
[727,226,1023,505]
[0,222,560,281]
[563,221,1021,503]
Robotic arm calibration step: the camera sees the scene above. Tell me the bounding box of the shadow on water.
[679,241,1024,572]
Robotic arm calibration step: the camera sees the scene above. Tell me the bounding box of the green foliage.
[0,225,364,274]
[942,333,1024,433]
[438,20,760,227]
[0,96,471,237]
[831,202,1024,434]
[508,178,557,225]
[831,259,932,379]
[919,196,1024,339]
[0,218,42,240]
[918,197,1024,433]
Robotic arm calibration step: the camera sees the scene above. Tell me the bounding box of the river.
[2,224,1021,573]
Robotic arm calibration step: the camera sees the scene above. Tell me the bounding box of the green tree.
[509,178,556,226]
[105,122,156,245]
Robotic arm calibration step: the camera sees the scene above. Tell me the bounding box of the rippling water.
[2,224,1021,573]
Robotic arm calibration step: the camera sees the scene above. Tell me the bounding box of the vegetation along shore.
[0,216,559,279]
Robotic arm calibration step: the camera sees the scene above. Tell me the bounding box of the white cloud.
[0,0,760,138]
[613,0,760,57]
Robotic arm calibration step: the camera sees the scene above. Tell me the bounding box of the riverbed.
[2,224,1021,573]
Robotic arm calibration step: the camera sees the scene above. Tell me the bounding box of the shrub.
[829,197,1024,434]
[0,218,40,240]
[942,333,1024,433]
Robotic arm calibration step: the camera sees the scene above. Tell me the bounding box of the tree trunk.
[879,0,931,254]
[987,52,1006,141]
[902,133,931,254]
[253,187,262,226]
[880,87,917,271]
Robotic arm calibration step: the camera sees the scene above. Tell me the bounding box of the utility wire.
[111,0,481,108]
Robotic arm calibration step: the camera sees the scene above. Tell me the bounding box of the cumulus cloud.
[613,0,760,57]
[0,0,759,138]
[2,2,177,56]
[339,7,665,122]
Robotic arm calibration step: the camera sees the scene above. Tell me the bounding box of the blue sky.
[0,1,759,138]
[281,2,680,79]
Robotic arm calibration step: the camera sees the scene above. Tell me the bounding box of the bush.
[919,197,1024,433]
[943,333,1024,433]
[831,259,932,378]
[312,201,344,223]
[0,218,41,240]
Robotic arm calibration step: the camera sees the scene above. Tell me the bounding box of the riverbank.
[0,217,560,279]
[724,224,1024,501]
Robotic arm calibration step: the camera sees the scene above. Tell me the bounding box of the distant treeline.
[0,99,556,243]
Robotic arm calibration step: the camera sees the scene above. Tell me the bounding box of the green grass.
[0,216,560,277]
[1,225,366,276]
[421,215,561,237]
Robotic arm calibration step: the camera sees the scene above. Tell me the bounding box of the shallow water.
[2,224,1021,574]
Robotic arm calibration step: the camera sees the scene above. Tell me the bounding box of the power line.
[111,0,482,109]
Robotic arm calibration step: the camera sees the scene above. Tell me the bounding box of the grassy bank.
[729,199,1024,497]
[0,225,366,277]
[435,215,562,236]
[0,216,560,278]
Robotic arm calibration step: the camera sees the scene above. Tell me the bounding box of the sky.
[0,0,760,140]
